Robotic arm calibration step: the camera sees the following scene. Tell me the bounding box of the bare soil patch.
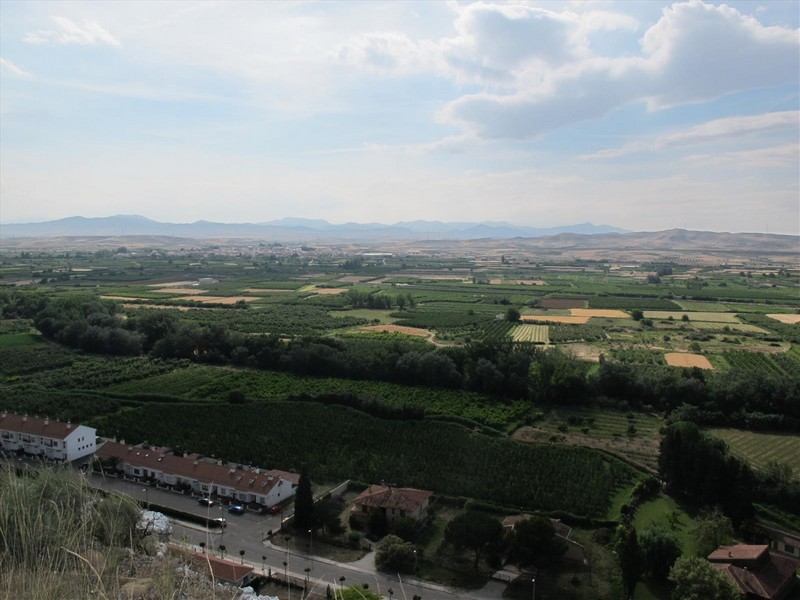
[313,287,348,295]
[567,344,605,362]
[665,352,713,369]
[147,281,195,288]
[539,298,585,309]
[489,278,503,285]
[361,324,430,337]
[767,314,800,325]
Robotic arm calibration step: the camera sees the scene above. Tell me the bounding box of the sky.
[0,0,798,234]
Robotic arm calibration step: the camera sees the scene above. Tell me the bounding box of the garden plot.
[539,298,585,309]
[152,288,207,295]
[665,353,713,369]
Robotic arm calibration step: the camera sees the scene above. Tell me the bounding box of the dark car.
[198,497,215,507]
[228,504,245,515]
[210,518,226,528]
[267,504,283,515]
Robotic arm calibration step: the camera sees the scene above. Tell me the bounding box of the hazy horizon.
[1,1,798,235]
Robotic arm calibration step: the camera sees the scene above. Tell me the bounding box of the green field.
[633,494,698,556]
[709,429,800,479]
[511,324,549,343]
[0,333,42,347]
[644,311,741,323]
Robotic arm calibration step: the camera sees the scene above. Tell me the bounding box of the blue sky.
[1,0,798,233]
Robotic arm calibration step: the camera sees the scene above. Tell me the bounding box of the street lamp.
[142,487,149,510]
[531,577,536,600]
[308,528,313,570]
[413,549,417,574]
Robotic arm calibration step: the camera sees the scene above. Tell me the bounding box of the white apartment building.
[0,412,97,463]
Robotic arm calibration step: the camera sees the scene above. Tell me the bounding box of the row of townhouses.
[0,412,96,463]
[96,440,299,508]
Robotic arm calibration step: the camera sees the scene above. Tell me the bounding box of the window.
[784,544,796,554]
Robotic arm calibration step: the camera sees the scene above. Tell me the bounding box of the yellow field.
[644,311,739,323]
[767,314,800,325]
[511,324,549,343]
[147,281,194,288]
[571,308,629,319]
[489,279,503,285]
[313,287,348,295]
[360,324,430,337]
[241,288,293,293]
[665,353,713,369]
[521,315,590,324]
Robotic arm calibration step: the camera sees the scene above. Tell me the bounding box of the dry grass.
[767,314,800,325]
[121,304,194,311]
[241,288,292,293]
[313,287,348,295]
[152,288,207,295]
[147,281,195,288]
[360,324,431,337]
[665,352,713,369]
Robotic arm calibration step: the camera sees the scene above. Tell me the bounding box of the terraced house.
[0,412,96,463]
[96,440,299,508]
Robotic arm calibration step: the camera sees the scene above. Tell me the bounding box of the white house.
[96,440,299,508]
[0,412,97,463]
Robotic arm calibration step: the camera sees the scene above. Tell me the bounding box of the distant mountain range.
[1,215,628,241]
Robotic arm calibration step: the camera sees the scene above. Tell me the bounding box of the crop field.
[571,308,629,319]
[709,429,800,479]
[676,300,730,312]
[688,321,767,333]
[174,295,260,303]
[718,351,800,377]
[767,314,800,325]
[511,324,549,343]
[644,311,740,322]
[521,315,590,324]
[539,298,586,309]
[665,353,713,369]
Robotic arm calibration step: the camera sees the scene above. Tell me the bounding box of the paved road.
[91,474,502,600]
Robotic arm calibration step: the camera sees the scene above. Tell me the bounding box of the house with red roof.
[351,485,432,524]
[96,440,298,509]
[190,552,254,587]
[0,412,96,463]
[708,544,799,600]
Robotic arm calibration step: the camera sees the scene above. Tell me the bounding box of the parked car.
[228,504,245,515]
[198,497,215,507]
[210,518,226,528]
[267,504,283,515]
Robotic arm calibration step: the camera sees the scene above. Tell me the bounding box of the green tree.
[639,527,681,581]
[691,509,733,557]
[293,468,314,530]
[615,524,641,599]
[505,307,521,322]
[445,511,503,568]
[510,516,567,568]
[630,309,644,321]
[668,557,739,600]
[374,534,416,573]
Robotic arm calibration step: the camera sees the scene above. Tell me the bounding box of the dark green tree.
[444,511,503,568]
[293,468,314,530]
[615,524,642,599]
[374,534,416,573]
[639,527,681,581]
[509,516,567,568]
[505,307,521,322]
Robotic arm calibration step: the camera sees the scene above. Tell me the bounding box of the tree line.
[8,293,800,430]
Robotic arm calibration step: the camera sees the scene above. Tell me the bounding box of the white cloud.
[25,16,120,47]
[0,58,31,78]
[584,110,800,159]
[684,144,799,168]
[440,1,800,138]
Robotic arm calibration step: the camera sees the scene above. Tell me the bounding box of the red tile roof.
[354,485,432,513]
[0,412,88,440]
[96,440,299,498]
[191,552,253,584]
[709,545,799,600]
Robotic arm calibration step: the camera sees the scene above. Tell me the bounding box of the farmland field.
[511,324,549,343]
[644,311,740,323]
[521,315,590,324]
[571,308,629,319]
[768,314,800,325]
[360,324,430,337]
[665,353,713,369]
[709,429,800,479]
